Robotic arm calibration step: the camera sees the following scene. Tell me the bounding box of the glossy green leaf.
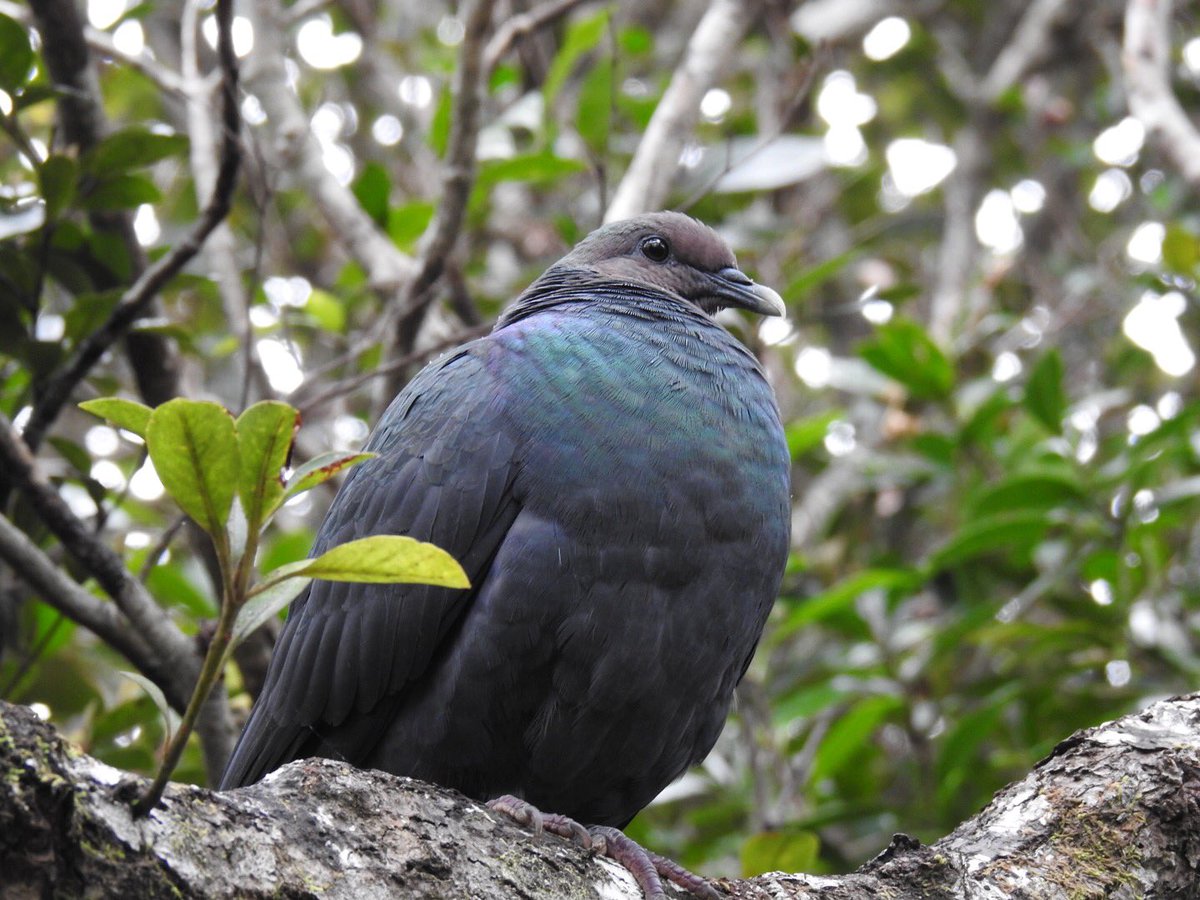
[236,401,299,533]
[0,14,33,92]
[79,397,153,437]
[146,399,239,534]
[302,535,469,588]
[39,156,78,221]
[1024,349,1066,433]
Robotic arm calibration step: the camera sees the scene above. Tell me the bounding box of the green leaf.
[146,399,239,534]
[79,397,153,437]
[301,535,469,588]
[773,568,919,642]
[387,201,435,250]
[928,511,1052,570]
[477,153,587,188]
[0,14,34,92]
[741,831,820,878]
[233,569,310,647]
[282,450,376,504]
[785,410,842,459]
[784,250,857,301]
[859,317,954,400]
[352,161,391,228]
[39,156,78,221]
[64,290,121,343]
[576,56,612,156]
[81,174,162,211]
[1161,224,1199,275]
[810,694,903,784]
[304,288,346,333]
[970,467,1084,517]
[1024,349,1066,433]
[236,401,299,533]
[544,9,609,108]
[85,128,188,177]
[118,670,181,738]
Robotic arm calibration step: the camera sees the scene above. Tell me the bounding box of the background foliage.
[2,0,1199,879]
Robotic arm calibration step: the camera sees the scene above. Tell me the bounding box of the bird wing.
[221,344,520,788]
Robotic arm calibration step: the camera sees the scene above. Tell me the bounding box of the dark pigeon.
[222,212,791,897]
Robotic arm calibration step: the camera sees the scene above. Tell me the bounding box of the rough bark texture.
[2,695,1199,899]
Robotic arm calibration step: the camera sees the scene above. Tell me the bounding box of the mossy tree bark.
[2,695,1198,899]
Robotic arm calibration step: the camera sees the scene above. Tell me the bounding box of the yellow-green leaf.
[301,535,469,589]
[283,450,376,503]
[236,401,298,532]
[146,399,239,534]
[79,397,153,437]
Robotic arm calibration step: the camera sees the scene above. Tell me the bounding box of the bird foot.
[486,795,720,900]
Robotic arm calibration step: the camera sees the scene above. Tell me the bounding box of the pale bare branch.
[1123,0,1200,192]
[605,0,764,222]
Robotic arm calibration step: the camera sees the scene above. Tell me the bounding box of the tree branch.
[0,415,200,711]
[483,0,591,73]
[4,693,1199,896]
[24,0,184,447]
[605,0,763,222]
[20,0,242,451]
[392,0,495,320]
[243,0,418,298]
[0,514,161,680]
[1123,0,1200,193]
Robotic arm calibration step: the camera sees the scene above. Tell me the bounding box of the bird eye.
[640,236,670,263]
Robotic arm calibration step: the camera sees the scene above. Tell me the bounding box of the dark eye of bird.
[640,236,670,263]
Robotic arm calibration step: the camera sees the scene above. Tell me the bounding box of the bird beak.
[711,267,786,317]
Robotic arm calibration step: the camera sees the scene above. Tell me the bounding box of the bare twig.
[19,6,242,452]
[383,0,495,397]
[299,322,492,415]
[605,0,764,222]
[181,0,258,408]
[1123,0,1200,192]
[243,0,418,298]
[483,0,591,73]
[25,0,183,440]
[395,0,495,314]
[980,0,1074,102]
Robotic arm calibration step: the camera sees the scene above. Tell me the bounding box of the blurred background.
[2,0,1199,880]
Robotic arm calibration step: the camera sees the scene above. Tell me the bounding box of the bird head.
[551,212,786,318]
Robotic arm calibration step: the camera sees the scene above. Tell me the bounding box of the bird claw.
[488,796,720,900]
[589,826,721,900]
[487,794,543,835]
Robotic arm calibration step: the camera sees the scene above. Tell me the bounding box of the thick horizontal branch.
[3,693,1199,897]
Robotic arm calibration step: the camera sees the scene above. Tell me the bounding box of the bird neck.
[495,266,710,331]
